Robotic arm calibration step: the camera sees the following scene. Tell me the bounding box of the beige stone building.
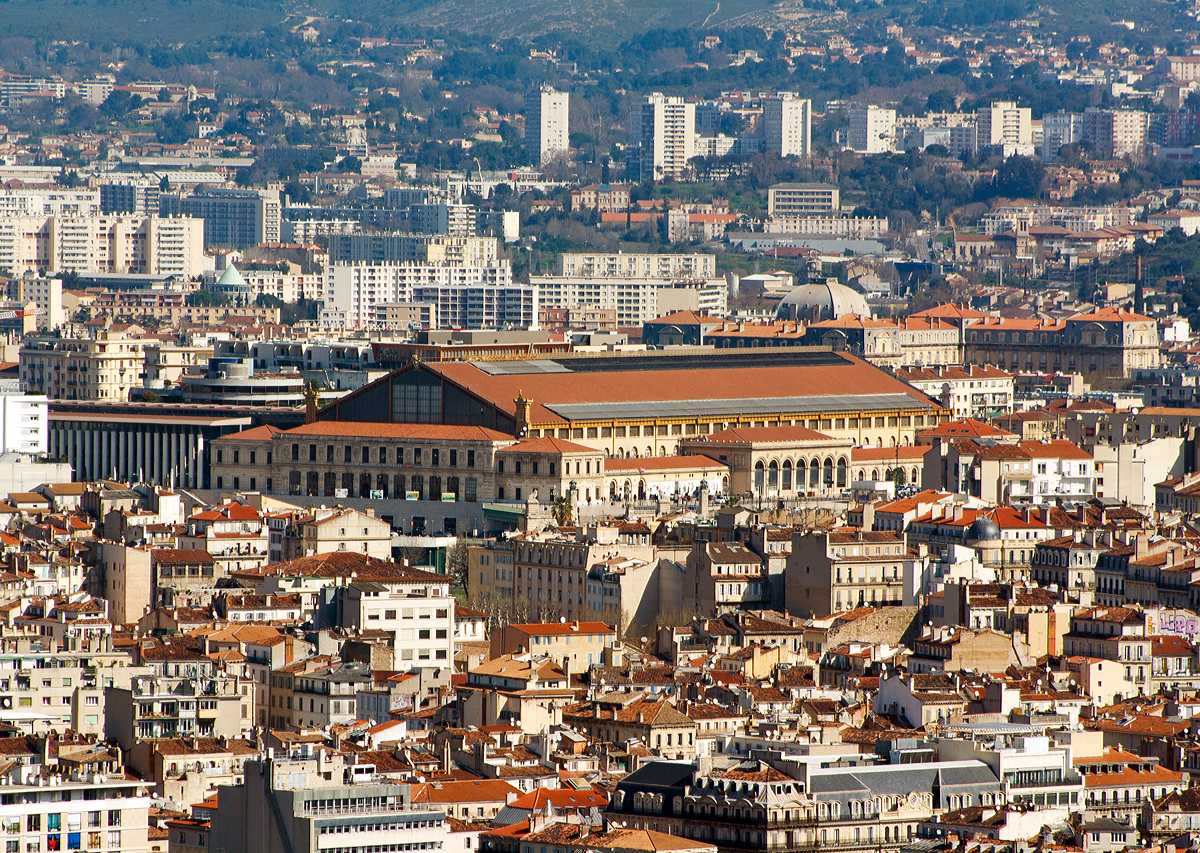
[503,528,661,622]
[100,541,152,625]
[494,436,605,504]
[210,421,513,504]
[688,541,770,615]
[786,529,917,618]
[562,698,697,760]
[680,425,855,498]
[907,625,1017,672]
[281,505,392,560]
[20,330,149,401]
[490,621,617,669]
[962,308,1160,378]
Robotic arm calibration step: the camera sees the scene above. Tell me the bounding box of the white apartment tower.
[846,106,897,154]
[525,85,570,164]
[636,93,697,181]
[977,101,1033,148]
[764,93,812,158]
[1041,112,1085,162]
[1083,109,1148,161]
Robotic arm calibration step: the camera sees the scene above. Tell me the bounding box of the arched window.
[837,457,848,488]
[823,457,834,487]
[768,460,779,491]
[809,458,820,488]
[782,460,793,491]
[755,461,766,494]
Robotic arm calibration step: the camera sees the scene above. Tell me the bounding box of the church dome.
[776,281,872,322]
[968,514,1001,542]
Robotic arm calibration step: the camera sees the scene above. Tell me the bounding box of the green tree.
[446,541,469,593]
[185,290,228,307]
[551,494,574,528]
[338,155,362,173]
[993,155,1045,200]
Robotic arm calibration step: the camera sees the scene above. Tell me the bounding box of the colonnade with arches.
[752,455,849,495]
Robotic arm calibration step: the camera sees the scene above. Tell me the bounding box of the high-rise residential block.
[179,186,283,249]
[1083,109,1148,161]
[525,85,570,163]
[763,92,812,158]
[635,93,697,181]
[846,106,897,154]
[976,100,1033,149]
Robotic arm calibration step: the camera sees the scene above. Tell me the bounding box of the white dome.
[776,282,871,322]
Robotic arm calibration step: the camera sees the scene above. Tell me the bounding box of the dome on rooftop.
[968,515,1001,542]
[216,264,247,288]
[776,281,871,322]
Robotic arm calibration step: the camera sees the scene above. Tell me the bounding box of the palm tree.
[551,494,574,528]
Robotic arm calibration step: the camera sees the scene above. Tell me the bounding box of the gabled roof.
[507,787,608,810]
[502,436,596,455]
[222,424,282,442]
[922,418,1017,439]
[411,779,521,804]
[266,552,442,582]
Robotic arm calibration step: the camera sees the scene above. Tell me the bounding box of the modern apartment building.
[11,275,64,329]
[1042,112,1086,162]
[1083,109,1148,161]
[0,215,204,276]
[525,85,570,163]
[0,390,48,454]
[327,261,533,329]
[846,106,896,153]
[178,187,283,248]
[329,233,500,266]
[211,753,446,853]
[0,763,151,853]
[0,187,100,217]
[20,330,149,401]
[767,183,840,217]
[976,101,1033,150]
[105,667,251,750]
[531,276,727,326]
[335,571,456,665]
[636,93,697,181]
[97,178,162,217]
[0,640,133,736]
[408,202,477,236]
[556,252,716,278]
[763,92,812,157]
